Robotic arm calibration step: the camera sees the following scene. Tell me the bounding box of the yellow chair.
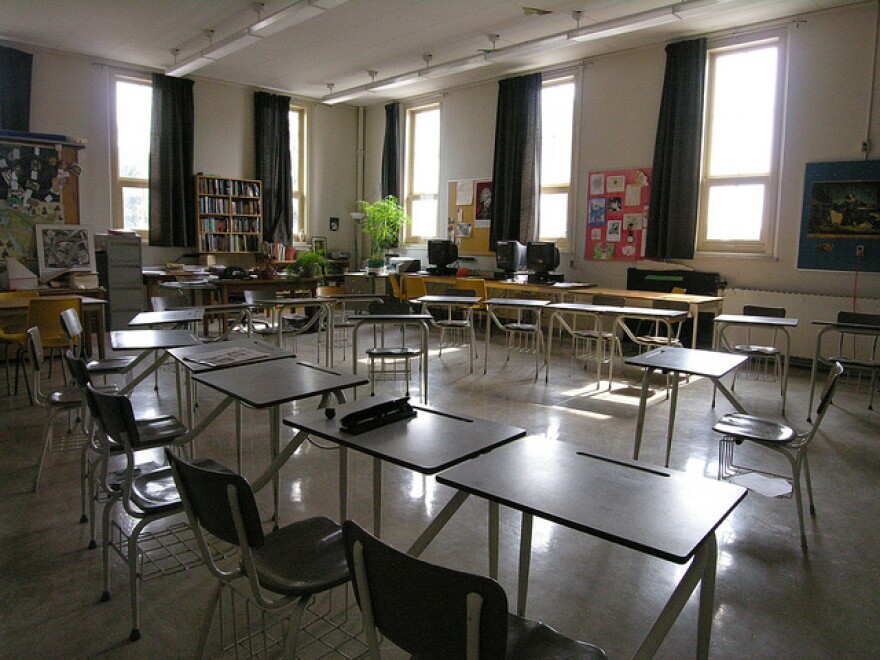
[28,297,83,382]
[387,274,406,302]
[0,290,40,398]
[457,277,487,330]
[401,275,427,301]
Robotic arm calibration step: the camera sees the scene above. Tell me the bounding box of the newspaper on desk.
[183,346,270,367]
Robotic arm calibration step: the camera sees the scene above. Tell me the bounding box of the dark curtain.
[148,73,195,247]
[254,91,293,244]
[0,45,33,131]
[490,73,542,250]
[646,38,707,260]
[381,102,400,200]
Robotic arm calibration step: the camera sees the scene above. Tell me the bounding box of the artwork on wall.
[35,224,95,277]
[311,235,327,255]
[798,160,880,272]
[474,180,493,226]
[585,168,651,261]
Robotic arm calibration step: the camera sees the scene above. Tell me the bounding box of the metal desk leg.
[421,321,429,404]
[489,501,499,580]
[270,405,281,529]
[484,308,492,374]
[373,457,382,537]
[545,314,554,383]
[406,490,470,557]
[516,512,533,617]
[633,368,653,460]
[665,371,680,468]
[781,328,792,413]
[713,377,748,414]
[235,401,242,473]
[339,447,348,522]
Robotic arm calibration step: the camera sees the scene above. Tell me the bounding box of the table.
[0,295,108,359]
[483,298,550,379]
[625,347,748,467]
[193,359,367,525]
[713,313,799,412]
[350,313,432,403]
[545,302,688,387]
[283,395,526,543]
[437,437,747,659]
[416,274,596,300]
[413,295,481,373]
[129,308,204,327]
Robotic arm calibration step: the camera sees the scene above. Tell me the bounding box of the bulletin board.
[585,168,651,261]
[447,179,492,255]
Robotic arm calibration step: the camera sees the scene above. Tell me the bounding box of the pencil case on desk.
[339,396,417,434]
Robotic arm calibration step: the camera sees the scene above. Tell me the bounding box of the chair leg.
[128,520,149,641]
[196,582,224,658]
[101,493,121,601]
[801,451,816,516]
[786,453,808,550]
[79,442,90,523]
[282,596,310,658]
[33,408,58,492]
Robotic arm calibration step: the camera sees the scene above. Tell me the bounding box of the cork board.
[447,179,492,256]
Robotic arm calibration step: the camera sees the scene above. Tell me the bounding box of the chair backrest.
[0,290,40,301]
[592,294,626,307]
[342,520,508,659]
[151,295,188,311]
[369,297,412,315]
[743,305,786,318]
[26,326,44,373]
[457,278,487,310]
[60,307,84,355]
[445,287,476,297]
[402,275,427,300]
[63,349,92,389]
[837,311,880,327]
[165,449,264,549]
[806,362,844,442]
[387,274,404,301]
[28,297,82,342]
[85,383,143,450]
[653,299,690,313]
[243,289,278,304]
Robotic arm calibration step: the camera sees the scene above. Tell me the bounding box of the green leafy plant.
[284,250,327,278]
[359,196,411,266]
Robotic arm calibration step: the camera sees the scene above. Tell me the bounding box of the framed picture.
[311,235,327,255]
[34,224,96,277]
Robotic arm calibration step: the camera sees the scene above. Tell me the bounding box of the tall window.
[289,105,307,239]
[697,34,784,255]
[404,103,440,242]
[539,76,575,244]
[112,75,152,232]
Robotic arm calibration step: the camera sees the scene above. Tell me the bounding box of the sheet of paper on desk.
[185,346,268,367]
[730,473,791,498]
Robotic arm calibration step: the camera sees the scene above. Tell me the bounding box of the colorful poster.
[585,168,651,262]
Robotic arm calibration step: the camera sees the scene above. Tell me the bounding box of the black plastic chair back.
[445,287,477,297]
[342,520,508,659]
[592,295,626,307]
[368,297,411,315]
[26,327,44,372]
[63,349,91,389]
[151,295,188,311]
[165,450,264,549]
[816,362,844,418]
[743,305,786,318]
[243,289,278,304]
[653,299,689,312]
[85,384,144,449]
[837,311,880,327]
[60,308,84,354]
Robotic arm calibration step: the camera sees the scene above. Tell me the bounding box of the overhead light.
[250,0,324,36]
[366,72,421,92]
[568,6,680,43]
[204,29,262,59]
[672,0,736,20]
[167,54,214,77]
[322,85,370,104]
[419,54,491,79]
[485,33,570,61]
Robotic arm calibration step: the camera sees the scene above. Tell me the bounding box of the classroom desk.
[350,313,432,403]
[283,395,526,543]
[713,313,799,413]
[436,437,747,659]
[0,295,108,358]
[625,347,747,467]
[483,298,550,379]
[128,308,204,327]
[413,294,481,373]
[416,274,595,300]
[545,302,688,387]
[572,287,724,349]
[193,358,367,526]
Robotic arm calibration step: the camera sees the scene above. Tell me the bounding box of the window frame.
[289,104,307,242]
[110,72,152,237]
[403,102,441,244]
[539,73,576,247]
[696,32,787,256]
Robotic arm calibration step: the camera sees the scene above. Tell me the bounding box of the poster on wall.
[797,160,880,272]
[585,168,651,261]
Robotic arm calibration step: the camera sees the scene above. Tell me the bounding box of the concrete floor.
[1,328,878,659]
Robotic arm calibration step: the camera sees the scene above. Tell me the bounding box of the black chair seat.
[734,343,781,356]
[249,516,349,596]
[367,347,421,358]
[638,334,682,346]
[572,329,612,340]
[506,614,607,659]
[134,415,188,447]
[713,413,795,444]
[86,356,138,374]
[47,387,84,407]
[827,354,878,369]
[504,323,537,332]
[281,312,307,324]
[130,458,225,514]
[435,319,469,328]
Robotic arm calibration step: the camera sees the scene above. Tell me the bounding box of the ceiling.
[0,0,861,105]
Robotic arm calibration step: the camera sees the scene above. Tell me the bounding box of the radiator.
[721,289,880,362]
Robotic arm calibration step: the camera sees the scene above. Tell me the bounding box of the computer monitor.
[427,239,458,275]
[495,240,527,275]
[526,241,562,282]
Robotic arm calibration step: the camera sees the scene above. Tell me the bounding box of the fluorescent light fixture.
[568,6,679,43]
[485,33,570,62]
[204,29,262,59]
[250,0,324,37]
[167,54,213,77]
[419,54,490,78]
[672,0,736,19]
[322,85,370,104]
[366,72,421,92]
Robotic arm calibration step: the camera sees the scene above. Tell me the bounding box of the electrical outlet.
[856,245,865,257]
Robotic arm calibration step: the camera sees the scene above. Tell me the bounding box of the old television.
[494,240,527,279]
[427,239,458,276]
[526,241,563,283]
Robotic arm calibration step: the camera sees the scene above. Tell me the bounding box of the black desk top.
[437,437,746,563]
[193,359,368,408]
[284,396,526,473]
[129,309,205,326]
[166,338,295,373]
[625,347,746,378]
[110,328,200,350]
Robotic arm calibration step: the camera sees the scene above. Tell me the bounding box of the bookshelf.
[196,175,262,253]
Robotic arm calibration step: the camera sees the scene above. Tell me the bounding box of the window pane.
[708,46,777,176]
[122,186,149,231]
[116,81,152,179]
[411,198,437,237]
[539,192,568,239]
[705,184,765,241]
[541,82,574,186]
[289,110,300,193]
[412,109,439,194]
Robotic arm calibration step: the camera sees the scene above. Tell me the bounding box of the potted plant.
[284,250,327,278]
[359,196,411,272]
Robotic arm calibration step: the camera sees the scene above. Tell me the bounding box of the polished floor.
[1,328,878,659]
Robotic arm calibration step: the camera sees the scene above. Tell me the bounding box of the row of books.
[200,217,260,233]
[198,198,262,215]
[198,178,260,197]
[200,233,262,253]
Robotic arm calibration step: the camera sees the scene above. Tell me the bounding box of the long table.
[436,437,747,659]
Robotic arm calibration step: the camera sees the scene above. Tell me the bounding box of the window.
[112,75,152,233]
[697,34,785,255]
[404,103,440,242]
[289,105,307,240]
[539,76,575,244]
